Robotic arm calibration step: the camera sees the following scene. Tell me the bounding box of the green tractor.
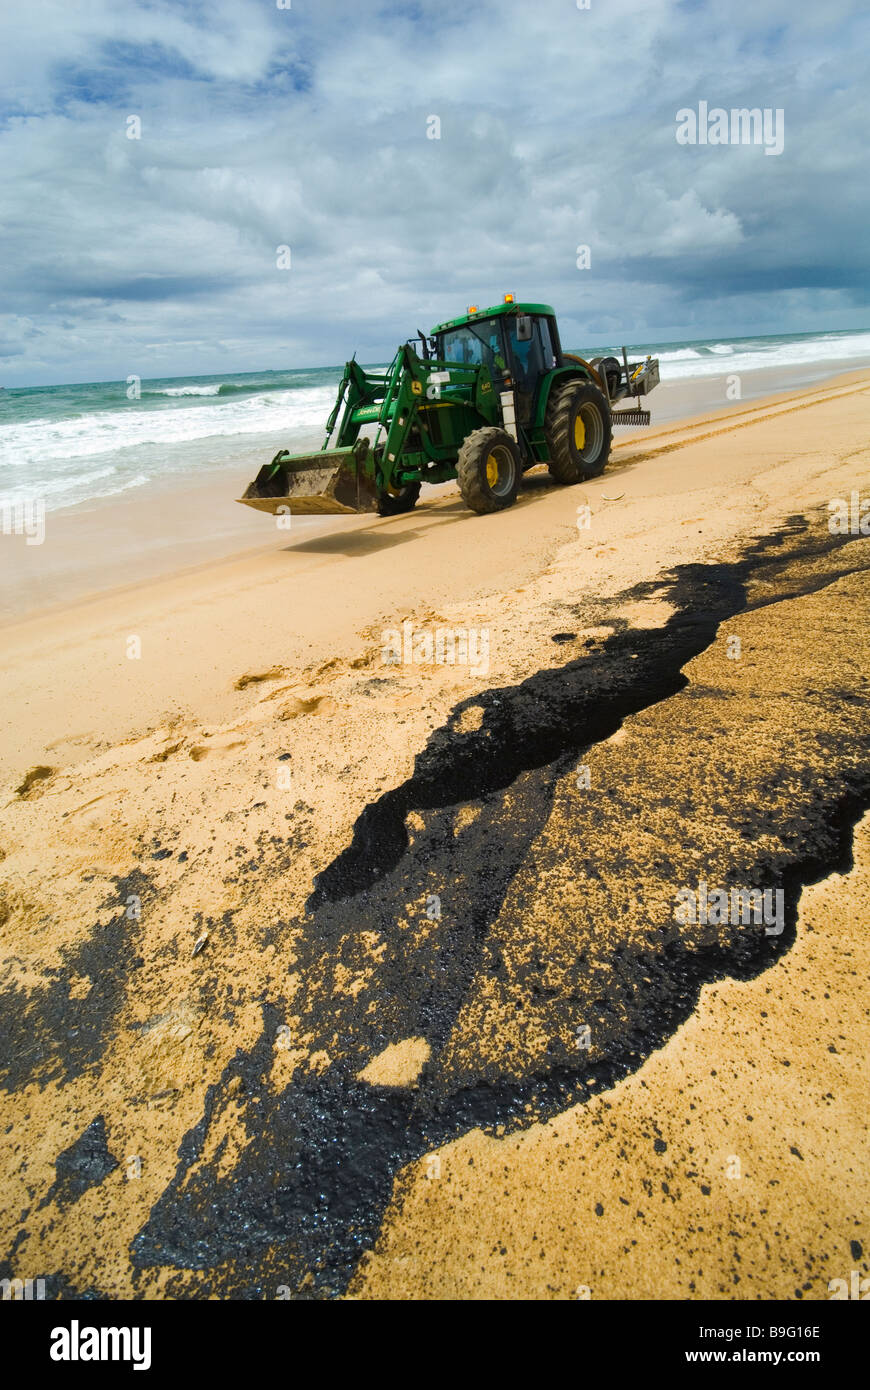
[238,297,659,519]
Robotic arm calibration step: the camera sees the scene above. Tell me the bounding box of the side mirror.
[516,316,533,342]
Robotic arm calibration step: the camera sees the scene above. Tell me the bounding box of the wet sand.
[0,368,868,1299]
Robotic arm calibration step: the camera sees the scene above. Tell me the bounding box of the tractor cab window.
[437,321,507,378]
[502,315,558,424]
[504,316,557,393]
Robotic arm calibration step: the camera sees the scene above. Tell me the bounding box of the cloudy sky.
[1,0,868,386]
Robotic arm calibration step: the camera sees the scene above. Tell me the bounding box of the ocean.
[2,329,869,514]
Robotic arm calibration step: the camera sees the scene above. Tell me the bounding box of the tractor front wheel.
[456,428,521,514]
[545,380,612,482]
[376,482,421,516]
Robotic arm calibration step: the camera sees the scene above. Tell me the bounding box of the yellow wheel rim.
[486,453,499,487]
[574,413,586,450]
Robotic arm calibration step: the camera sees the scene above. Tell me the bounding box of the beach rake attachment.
[610,407,652,426]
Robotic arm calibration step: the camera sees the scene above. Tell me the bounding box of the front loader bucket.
[237,442,379,516]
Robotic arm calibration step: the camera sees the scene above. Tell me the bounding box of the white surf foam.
[0,384,341,470]
[153,384,224,396]
[658,331,870,380]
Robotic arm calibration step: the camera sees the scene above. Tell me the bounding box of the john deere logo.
[481,380,492,392]
[411,380,423,395]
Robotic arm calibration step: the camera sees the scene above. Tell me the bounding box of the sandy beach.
[1,366,868,1300]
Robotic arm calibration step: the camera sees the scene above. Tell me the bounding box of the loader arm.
[237,338,501,515]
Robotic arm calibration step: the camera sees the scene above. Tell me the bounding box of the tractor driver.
[510,334,534,391]
[488,329,507,377]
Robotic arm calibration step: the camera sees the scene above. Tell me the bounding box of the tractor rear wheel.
[376,482,421,516]
[545,380,612,482]
[456,428,520,514]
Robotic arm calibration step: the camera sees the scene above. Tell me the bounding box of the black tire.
[545,379,612,482]
[456,427,520,514]
[376,481,421,516]
[589,356,622,399]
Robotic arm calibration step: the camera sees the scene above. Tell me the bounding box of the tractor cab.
[431,300,562,427]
